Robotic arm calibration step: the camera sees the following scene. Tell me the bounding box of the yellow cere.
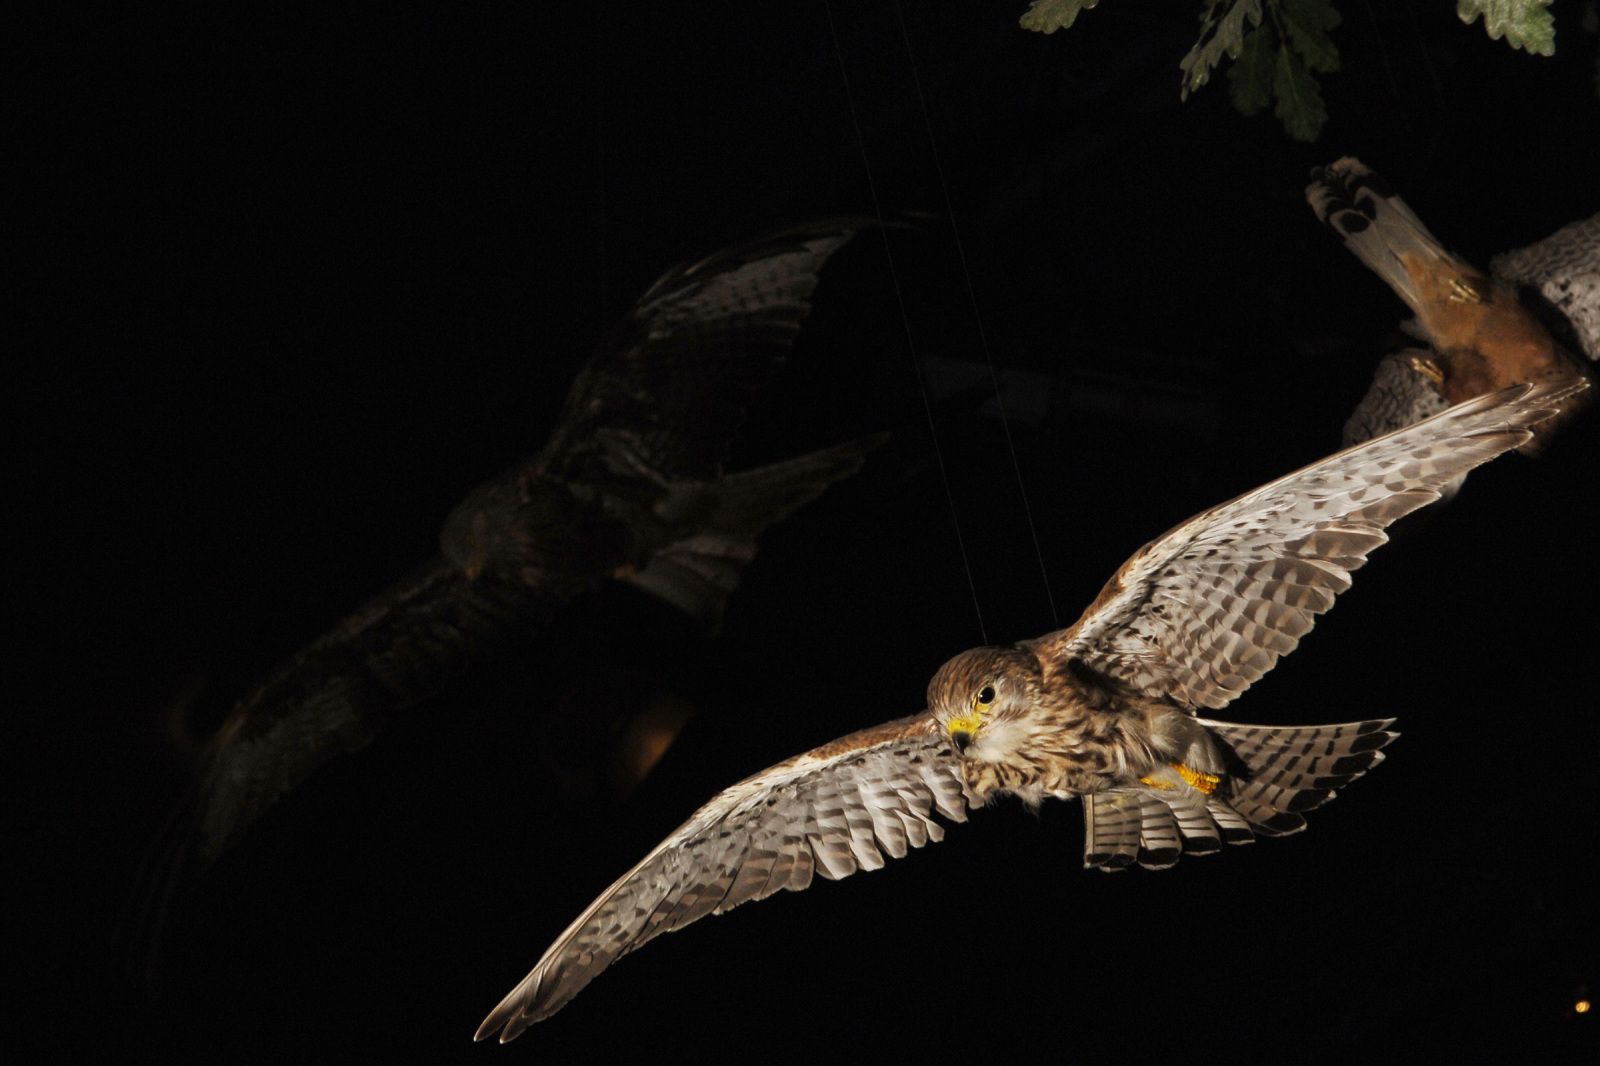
[946,711,984,741]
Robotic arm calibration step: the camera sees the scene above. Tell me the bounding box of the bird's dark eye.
[977,685,996,705]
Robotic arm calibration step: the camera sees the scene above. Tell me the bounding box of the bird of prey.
[474,375,1587,1042]
[128,220,879,985]
[184,221,877,862]
[1308,157,1593,453]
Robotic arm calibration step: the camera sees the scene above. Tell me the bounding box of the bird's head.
[927,645,1040,758]
[441,475,632,585]
[440,479,523,581]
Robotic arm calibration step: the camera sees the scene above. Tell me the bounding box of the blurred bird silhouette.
[127,219,881,989]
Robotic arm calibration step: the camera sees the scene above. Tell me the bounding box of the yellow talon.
[1408,353,1446,386]
[1174,763,1221,794]
[1140,762,1220,794]
[1448,276,1486,304]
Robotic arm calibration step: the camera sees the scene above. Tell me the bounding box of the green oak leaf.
[1277,0,1341,72]
[1457,0,1556,56]
[1273,40,1328,140]
[1180,0,1265,100]
[1020,0,1103,34]
[1228,22,1278,115]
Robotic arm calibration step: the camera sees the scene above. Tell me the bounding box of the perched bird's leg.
[1307,157,1586,439]
[1408,352,1446,386]
[1448,276,1487,304]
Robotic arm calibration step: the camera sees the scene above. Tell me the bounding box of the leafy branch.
[1018,0,1103,34]
[1179,0,1263,101]
[1456,1,1556,56]
[1228,0,1340,142]
[1020,0,1561,141]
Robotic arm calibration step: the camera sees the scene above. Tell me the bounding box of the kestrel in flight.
[475,375,1586,1042]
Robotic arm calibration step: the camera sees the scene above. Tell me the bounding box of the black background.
[13,2,1599,1063]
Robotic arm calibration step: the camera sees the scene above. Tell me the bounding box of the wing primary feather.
[1036,377,1586,708]
[476,714,962,1039]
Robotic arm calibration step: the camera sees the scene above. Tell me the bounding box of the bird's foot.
[1139,762,1221,795]
[1448,276,1487,304]
[1408,353,1447,386]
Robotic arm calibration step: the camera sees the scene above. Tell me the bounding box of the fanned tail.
[1306,157,1477,331]
[623,434,886,622]
[1205,716,1398,836]
[1082,717,1398,872]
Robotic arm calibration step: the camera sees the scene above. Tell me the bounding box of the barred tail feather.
[1135,796,1181,870]
[1082,717,1398,872]
[1203,717,1398,836]
[1307,157,1468,322]
[1206,798,1255,846]
[1084,788,1224,872]
[1082,792,1142,870]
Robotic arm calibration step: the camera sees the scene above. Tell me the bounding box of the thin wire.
[822,0,988,645]
[1401,0,1448,117]
[1357,0,1411,135]
[594,3,609,332]
[890,0,1061,628]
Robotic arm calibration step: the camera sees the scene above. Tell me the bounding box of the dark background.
[12,1,1599,1062]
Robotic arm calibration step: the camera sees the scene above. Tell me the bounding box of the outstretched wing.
[475,713,965,1042]
[539,218,873,485]
[1034,377,1586,711]
[192,559,530,861]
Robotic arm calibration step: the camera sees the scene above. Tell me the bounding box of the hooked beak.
[946,711,982,755]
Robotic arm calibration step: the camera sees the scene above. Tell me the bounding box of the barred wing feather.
[476,713,965,1041]
[539,220,871,484]
[1037,378,1586,710]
